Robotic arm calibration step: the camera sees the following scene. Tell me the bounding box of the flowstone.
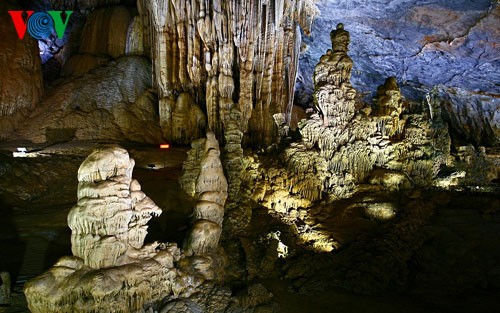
[144,0,318,146]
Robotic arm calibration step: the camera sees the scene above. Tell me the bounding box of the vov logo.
[8,11,73,40]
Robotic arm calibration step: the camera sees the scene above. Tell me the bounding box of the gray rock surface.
[296,1,499,146]
[298,0,499,101]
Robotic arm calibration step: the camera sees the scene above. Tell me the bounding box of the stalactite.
[145,0,318,146]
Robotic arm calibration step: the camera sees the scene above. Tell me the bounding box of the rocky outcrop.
[0,1,43,117]
[10,56,162,144]
[143,0,318,146]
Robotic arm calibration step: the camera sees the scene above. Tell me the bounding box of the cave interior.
[0,0,499,312]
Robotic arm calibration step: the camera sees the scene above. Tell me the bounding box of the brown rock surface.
[0,1,43,117]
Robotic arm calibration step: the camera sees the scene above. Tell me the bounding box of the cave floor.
[1,142,499,313]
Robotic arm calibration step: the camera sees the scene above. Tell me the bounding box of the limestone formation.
[79,6,132,58]
[373,77,407,138]
[23,147,208,312]
[11,57,162,144]
[22,145,282,312]
[169,93,206,144]
[313,23,356,128]
[143,0,318,146]
[62,6,129,77]
[68,147,162,268]
[440,86,500,146]
[184,132,228,256]
[239,24,452,239]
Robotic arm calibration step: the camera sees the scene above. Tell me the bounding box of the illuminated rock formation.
[170,93,206,144]
[142,0,318,146]
[12,57,162,144]
[23,147,201,313]
[241,24,452,241]
[183,132,228,256]
[372,77,407,138]
[313,23,356,128]
[69,147,161,268]
[185,132,228,256]
[63,6,140,77]
[23,145,277,312]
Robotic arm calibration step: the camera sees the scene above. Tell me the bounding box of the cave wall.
[0,1,43,117]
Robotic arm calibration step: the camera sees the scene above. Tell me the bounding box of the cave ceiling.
[296,0,499,103]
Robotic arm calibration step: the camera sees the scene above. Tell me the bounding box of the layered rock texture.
[23,146,263,313]
[22,144,277,313]
[23,147,194,312]
[142,0,318,146]
[0,2,164,144]
[313,23,356,128]
[68,147,162,268]
[235,24,459,248]
[184,132,228,257]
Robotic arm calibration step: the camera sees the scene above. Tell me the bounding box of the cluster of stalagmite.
[313,23,356,128]
[242,23,452,226]
[184,132,228,256]
[23,147,207,313]
[140,0,318,146]
[68,147,161,268]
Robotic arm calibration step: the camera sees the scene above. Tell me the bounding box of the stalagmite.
[313,23,356,129]
[185,132,228,256]
[23,147,223,313]
[242,22,453,230]
[373,77,407,138]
